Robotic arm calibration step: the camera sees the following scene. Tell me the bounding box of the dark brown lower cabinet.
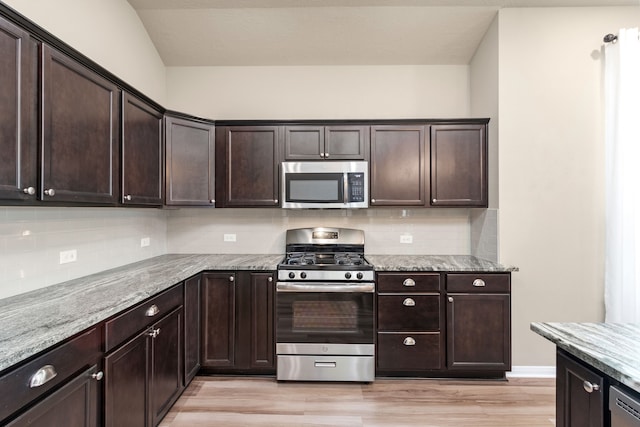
[201,271,275,374]
[6,365,100,427]
[184,275,201,385]
[556,350,605,427]
[105,306,183,427]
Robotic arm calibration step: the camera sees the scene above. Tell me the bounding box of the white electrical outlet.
[59,249,77,264]
[140,237,150,247]
[400,234,413,244]
[224,234,237,242]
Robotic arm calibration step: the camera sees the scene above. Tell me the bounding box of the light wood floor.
[160,376,555,427]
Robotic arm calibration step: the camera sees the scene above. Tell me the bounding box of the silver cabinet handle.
[583,381,600,393]
[229,276,234,282]
[403,278,415,287]
[145,304,159,317]
[448,296,454,303]
[268,277,273,282]
[320,153,325,158]
[325,152,330,158]
[124,195,132,201]
[30,365,57,388]
[473,279,486,287]
[147,327,161,338]
[23,186,36,195]
[403,337,416,346]
[44,189,55,197]
[432,198,437,203]
[92,371,104,381]
[274,199,279,204]
[403,298,416,307]
[210,199,215,204]
[371,199,376,203]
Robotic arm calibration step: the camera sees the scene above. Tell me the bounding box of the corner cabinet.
[430,124,487,207]
[445,273,511,373]
[40,44,120,205]
[0,14,37,202]
[121,92,164,206]
[215,126,280,207]
[200,271,275,374]
[165,115,215,206]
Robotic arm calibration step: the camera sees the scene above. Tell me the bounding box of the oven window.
[276,291,374,344]
[292,300,358,331]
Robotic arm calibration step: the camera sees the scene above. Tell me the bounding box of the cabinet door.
[325,126,368,160]
[201,273,236,368]
[217,126,280,207]
[184,275,201,385]
[6,365,100,427]
[165,116,215,206]
[556,351,604,427]
[370,126,426,206]
[104,331,148,427]
[0,16,37,201]
[248,272,275,371]
[122,92,163,206]
[150,307,183,427]
[284,126,324,160]
[446,293,510,371]
[430,124,487,207]
[41,44,120,204]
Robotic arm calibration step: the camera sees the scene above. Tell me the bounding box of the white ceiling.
[127,0,639,66]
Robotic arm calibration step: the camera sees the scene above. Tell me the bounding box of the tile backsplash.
[0,207,167,299]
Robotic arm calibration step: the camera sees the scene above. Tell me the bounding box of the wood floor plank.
[160,376,555,427]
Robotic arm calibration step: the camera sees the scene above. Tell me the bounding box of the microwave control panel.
[347,173,366,203]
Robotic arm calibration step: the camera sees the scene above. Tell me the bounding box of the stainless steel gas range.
[276,227,375,382]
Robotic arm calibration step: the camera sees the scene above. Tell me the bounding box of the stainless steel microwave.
[281,161,368,209]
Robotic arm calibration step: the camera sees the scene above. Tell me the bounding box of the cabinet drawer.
[0,327,101,423]
[377,332,442,371]
[446,273,510,293]
[377,295,440,331]
[105,284,183,352]
[377,273,440,293]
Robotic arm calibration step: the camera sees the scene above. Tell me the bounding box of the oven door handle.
[276,282,375,293]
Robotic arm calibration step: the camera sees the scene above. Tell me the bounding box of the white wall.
[498,6,640,366]
[166,65,470,120]
[3,0,167,104]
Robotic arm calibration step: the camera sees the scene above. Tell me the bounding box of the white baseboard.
[507,366,556,378]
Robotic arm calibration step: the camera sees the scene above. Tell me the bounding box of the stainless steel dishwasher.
[610,386,640,427]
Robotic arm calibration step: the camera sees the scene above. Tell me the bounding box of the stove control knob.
[288,272,295,279]
[345,272,352,279]
[357,272,363,280]
[300,272,307,279]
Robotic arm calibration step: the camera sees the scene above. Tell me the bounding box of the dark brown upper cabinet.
[40,44,120,204]
[430,124,487,207]
[165,115,215,206]
[370,125,427,206]
[216,126,280,207]
[0,15,37,202]
[121,92,163,206]
[284,125,368,160]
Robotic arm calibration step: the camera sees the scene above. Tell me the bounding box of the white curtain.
[604,28,640,323]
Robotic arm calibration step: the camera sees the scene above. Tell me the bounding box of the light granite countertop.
[531,322,640,394]
[0,254,282,373]
[366,255,518,272]
[0,253,515,374]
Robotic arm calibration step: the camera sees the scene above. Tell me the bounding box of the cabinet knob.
[274,199,279,204]
[403,337,416,346]
[320,153,325,158]
[403,278,415,287]
[229,276,235,282]
[210,199,215,204]
[583,381,600,393]
[268,277,273,282]
[473,279,486,287]
[371,199,376,203]
[23,186,36,195]
[325,152,330,158]
[145,304,159,317]
[124,195,132,201]
[403,297,416,307]
[147,327,161,338]
[91,371,104,381]
[432,198,437,203]
[44,188,56,197]
[29,365,58,388]
[448,296,454,303]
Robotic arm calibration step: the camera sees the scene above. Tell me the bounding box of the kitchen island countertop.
[531,322,640,394]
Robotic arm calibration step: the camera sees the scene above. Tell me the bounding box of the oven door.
[276,282,374,345]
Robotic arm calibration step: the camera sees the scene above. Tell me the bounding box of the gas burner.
[286,253,316,265]
[334,253,365,266]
